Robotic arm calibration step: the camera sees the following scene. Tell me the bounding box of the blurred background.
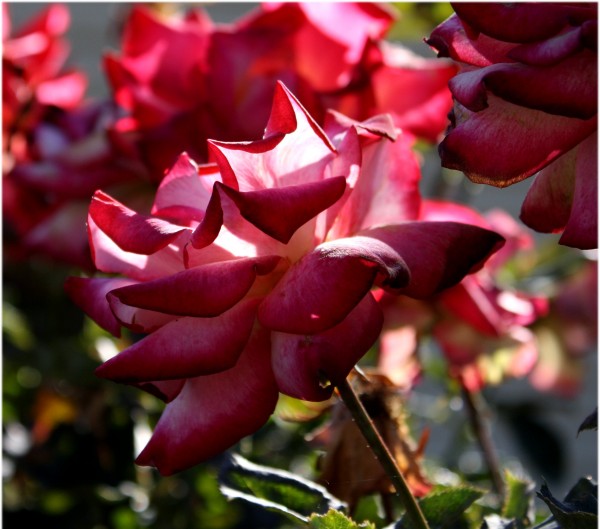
[3,3,597,529]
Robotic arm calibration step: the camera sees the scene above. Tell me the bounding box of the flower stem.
[336,377,430,529]
[461,384,505,498]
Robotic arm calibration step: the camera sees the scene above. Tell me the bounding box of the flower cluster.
[105,3,457,179]
[427,3,598,249]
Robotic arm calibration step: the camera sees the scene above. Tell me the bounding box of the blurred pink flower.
[66,83,503,474]
[3,3,87,164]
[427,3,597,249]
[105,2,456,179]
[377,201,548,392]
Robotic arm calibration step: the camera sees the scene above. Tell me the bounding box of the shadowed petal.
[363,222,504,298]
[451,3,594,43]
[271,292,383,401]
[96,299,259,382]
[259,237,409,334]
[135,327,278,475]
[64,276,135,336]
[89,190,190,255]
[108,255,281,317]
[440,96,597,186]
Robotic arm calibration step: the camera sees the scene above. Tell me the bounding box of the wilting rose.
[66,83,502,475]
[105,2,456,178]
[377,201,548,392]
[427,3,598,249]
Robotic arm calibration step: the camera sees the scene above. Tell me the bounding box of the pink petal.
[559,132,598,249]
[220,176,347,244]
[88,214,188,281]
[450,52,597,119]
[64,276,135,336]
[452,3,595,44]
[519,148,577,235]
[327,127,422,239]
[363,222,504,298]
[207,82,335,191]
[271,292,383,401]
[440,96,597,186]
[508,23,593,66]
[106,294,176,334]
[96,299,259,382]
[108,256,281,317]
[258,236,410,334]
[426,14,517,67]
[420,199,490,228]
[89,190,190,255]
[151,154,217,222]
[135,327,278,475]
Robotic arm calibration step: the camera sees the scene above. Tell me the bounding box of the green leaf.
[502,470,535,526]
[309,509,376,529]
[219,453,346,523]
[391,485,484,529]
[536,478,598,529]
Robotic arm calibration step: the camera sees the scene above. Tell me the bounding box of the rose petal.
[259,236,409,334]
[221,176,347,243]
[108,255,281,317]
[426,13,517,67]
[452,3,594,43]
[96,299,259,382]
[135,327,278,475]
[440,96,597,186]
[89,190,190,255]
[363,222,504,298]
[559,132,598,249]
[64,276,135,336]
[450,52,597,119]
[271,292,383,401]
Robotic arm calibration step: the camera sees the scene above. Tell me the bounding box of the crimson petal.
[108,255,281,317]
[96,299,259,382]
[89,190,189,255]
[363,222,504,298]
[135,327,278,475]
[64,276,135,336]
[271,292,383,401]
[259,236,409,334]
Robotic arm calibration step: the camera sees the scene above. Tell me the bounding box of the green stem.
[336,377,430,529]
[461,385,505,498]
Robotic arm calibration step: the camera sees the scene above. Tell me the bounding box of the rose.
[105,3,456,179]
[66,83,503,475]
[427,3,597,249]
[377,201,548,392]
[3,3,87,164]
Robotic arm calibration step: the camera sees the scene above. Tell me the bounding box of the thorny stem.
[461,384,505,498]
[336,377,430,529]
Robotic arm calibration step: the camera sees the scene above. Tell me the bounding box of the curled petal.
[259,237,409,334]
[450,52,597,119]
[64,276,135,336]
[96,299,259,382]
[135,327,278,475]
[363,222,504,298]
[221,176,347,243]
[108,255,281,317]
[440,96,597,186]
[90,190,190,254]
[271,292,383,401]
[426,13,517,67]
[559,132,598,249]
[451,3,595,43]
